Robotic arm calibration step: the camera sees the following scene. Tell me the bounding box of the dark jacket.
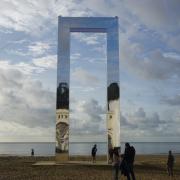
[124,146,135,164]
[167,154,175,167]
[92,146,97,156]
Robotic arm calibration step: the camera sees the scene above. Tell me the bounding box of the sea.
[0,142,180,156]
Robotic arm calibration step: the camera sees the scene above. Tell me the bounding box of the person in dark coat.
[91,144,97,163]
[109,147,114,164]
[113,147,120,180]
[123,143,136,180]
[120,154,131,180]
[167,150,175,176]
[31,149,34,157]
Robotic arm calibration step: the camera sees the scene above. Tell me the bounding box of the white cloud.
[70,53,81,60]
[0,0,50,35]
[0,0,91,35]
[70,99,106,135]
[28,42,50,57]
[174,110,180,123]
[120,38,180,80]
[124,0,180,32]
[71,85,96,93]
[0,121,54,142]
[0,55,57,76]
[0,60,44,75]
[82,36,99,45]
[163,52,180,60]
[72,68,100,85]
[72,33,104,45]
[121,107,180,141]
[166,34,180,52]
[161,94,180,106]
[0,65,56,129]
[33,55,57,69]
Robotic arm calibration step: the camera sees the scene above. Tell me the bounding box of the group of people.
[91,143,175,179]
[91,143,136,180]
[113,143,136,180]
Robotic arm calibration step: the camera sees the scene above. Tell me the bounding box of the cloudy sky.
[0,0,180,142]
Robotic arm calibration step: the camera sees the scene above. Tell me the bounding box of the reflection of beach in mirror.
[69,32,107,157]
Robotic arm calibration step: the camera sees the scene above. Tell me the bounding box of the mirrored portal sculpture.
[56,17,120,162]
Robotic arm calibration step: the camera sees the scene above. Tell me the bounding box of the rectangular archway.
[56,17,120,162]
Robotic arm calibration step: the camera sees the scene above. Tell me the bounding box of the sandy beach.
[0,155,180,180]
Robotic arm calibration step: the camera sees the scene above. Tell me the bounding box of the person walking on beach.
[123,143,136,180]
[113,147,120,180]
[120,154,131,180]
[91,144,97,163]
[167,150,175,177]
[31,149,34,157]
[109,147,114,164]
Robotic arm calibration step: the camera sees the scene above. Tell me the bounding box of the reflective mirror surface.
[56,17,120,162]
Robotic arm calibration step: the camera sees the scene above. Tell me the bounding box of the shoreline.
[1,142,180,156]
[1,153,180,157]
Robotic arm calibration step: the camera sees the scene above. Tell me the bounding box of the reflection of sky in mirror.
[69,33,107,139]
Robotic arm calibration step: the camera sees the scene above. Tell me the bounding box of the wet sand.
[0,155,180,180]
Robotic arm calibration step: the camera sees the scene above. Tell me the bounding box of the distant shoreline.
[1,153,180,157]
[1,142,180,156]
[0,141,180,143]
[0,154,55,157]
